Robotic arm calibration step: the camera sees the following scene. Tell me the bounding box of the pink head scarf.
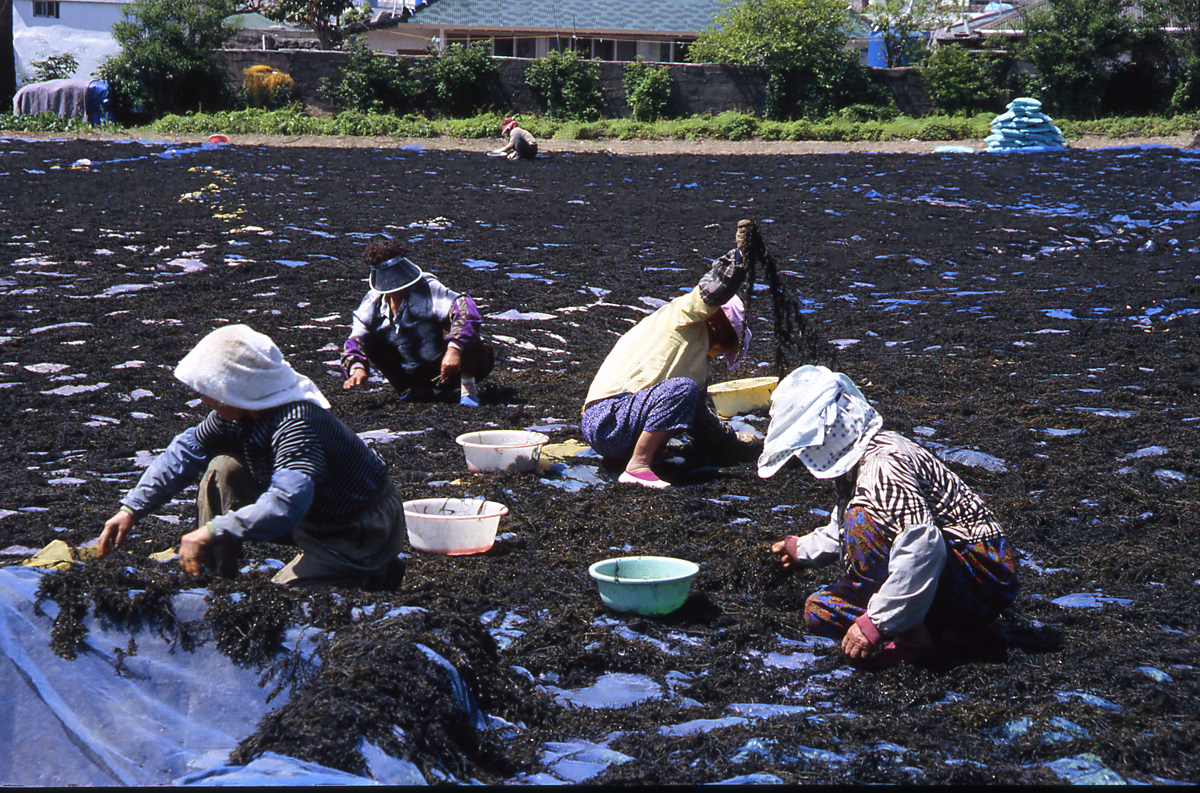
[719,294,750,371]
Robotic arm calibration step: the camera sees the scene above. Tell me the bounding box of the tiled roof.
[403,0,726,34]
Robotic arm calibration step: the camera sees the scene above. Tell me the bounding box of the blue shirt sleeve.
[120,427,212,518]
[208,467,315,541]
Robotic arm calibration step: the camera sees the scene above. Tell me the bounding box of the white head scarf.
[757,365,882,479]
[174,324,330,411]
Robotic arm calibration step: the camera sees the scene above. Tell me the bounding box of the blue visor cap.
[369,256,422,293]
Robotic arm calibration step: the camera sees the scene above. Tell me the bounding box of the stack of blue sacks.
[985,97,1065,152]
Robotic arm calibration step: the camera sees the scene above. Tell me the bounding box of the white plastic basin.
[455,430,549,473]
[403,497,509,555]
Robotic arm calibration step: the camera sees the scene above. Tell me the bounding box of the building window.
[616,40,638,62]
[33,1,59,18]
[492,37,514,57]
[515,37,536,58]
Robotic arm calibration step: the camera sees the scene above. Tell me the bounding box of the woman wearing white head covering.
[759,365,1018,668]
[580,220,762,489]
[95,325,406,591]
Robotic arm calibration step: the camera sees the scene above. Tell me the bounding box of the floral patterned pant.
[804,506,1018,640]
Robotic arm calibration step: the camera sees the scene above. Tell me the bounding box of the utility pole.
[1,0,14,109]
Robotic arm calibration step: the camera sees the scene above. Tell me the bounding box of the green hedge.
[2,107,1197,143]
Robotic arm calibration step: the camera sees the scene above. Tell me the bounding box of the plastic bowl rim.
[707,375,780,394]
[403,498,510,520]
[454,430,550,450]
[587,555,700,585]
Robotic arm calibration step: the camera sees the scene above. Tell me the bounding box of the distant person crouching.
[492,117,538,160]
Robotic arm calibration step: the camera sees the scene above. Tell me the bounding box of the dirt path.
[11,128,1198,155]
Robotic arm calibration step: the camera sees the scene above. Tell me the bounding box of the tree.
[98,0,238,121]
[525,49,603,120]
[417,41,498,117]
[623,57,674,121]
[325,37,416,113]
[923,43,1005,114]
[1017,0,1144,118]
[688,0,871,119]
[862,0,959,68]
[246,0,357,49]
[30,53,80,82]
[1146,0,1200,110]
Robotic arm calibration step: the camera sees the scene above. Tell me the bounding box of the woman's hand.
[97,510,135,557]
[343,368,368,390]
[440,345,462,382]
[178,526,214,577]
[771,536,801,571]
[841,621,877,660]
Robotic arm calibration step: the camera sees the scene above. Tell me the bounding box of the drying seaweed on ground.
[2,139,1198,784]
[229,608,550,782]
[33,552,197,660]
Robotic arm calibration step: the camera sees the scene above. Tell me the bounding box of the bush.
[243,65,296,110]
[1171,55,1200,113]
[923,45,1006,116]
[525,49,603,120]
[417,41,499,117]
[837,103,899,123]
[98,0,237,121]
[326,38,416,113]
[29,53,79,82]
[623,58,673,121]
[442,113,506,139]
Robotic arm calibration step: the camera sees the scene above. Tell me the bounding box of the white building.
[12,0,125,85]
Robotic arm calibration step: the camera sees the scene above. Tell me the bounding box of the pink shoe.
[618,469,670,489]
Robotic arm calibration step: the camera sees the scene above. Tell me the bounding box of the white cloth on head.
[174,324,330,410]
[757,365,882,479]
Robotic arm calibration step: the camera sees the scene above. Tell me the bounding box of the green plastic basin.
[588,556,699,616]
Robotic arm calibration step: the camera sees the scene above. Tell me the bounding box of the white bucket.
[455,430,549,472]
[403,497,509,555]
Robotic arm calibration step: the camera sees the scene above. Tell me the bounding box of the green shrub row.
[3,107,1197,142]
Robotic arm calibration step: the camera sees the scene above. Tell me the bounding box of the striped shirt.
[846,432,1004,545]
[121,402,388,539]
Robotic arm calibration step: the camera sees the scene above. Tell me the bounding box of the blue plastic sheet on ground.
[0,566,463,786]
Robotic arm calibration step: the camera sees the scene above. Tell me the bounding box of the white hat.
[757,365,882,479]
[175,325,330,411]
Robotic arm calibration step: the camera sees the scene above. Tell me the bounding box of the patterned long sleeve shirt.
[789,432,1006,636]
[342,274,481,377]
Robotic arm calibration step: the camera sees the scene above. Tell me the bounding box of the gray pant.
[198,455,406,589]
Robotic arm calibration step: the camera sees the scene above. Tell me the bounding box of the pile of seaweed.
[34,555,552,782]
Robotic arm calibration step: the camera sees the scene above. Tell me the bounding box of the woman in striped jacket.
[95,325,406,591]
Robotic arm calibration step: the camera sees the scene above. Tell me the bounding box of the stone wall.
[217,49,929,118]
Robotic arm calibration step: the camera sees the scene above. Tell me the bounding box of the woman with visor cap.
[342,238,493,406]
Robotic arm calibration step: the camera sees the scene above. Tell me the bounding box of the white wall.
[12,0,126,86]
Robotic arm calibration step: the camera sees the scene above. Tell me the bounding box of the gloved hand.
[736,219,765,264]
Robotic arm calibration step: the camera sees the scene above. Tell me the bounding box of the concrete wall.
[217,49,931,118]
